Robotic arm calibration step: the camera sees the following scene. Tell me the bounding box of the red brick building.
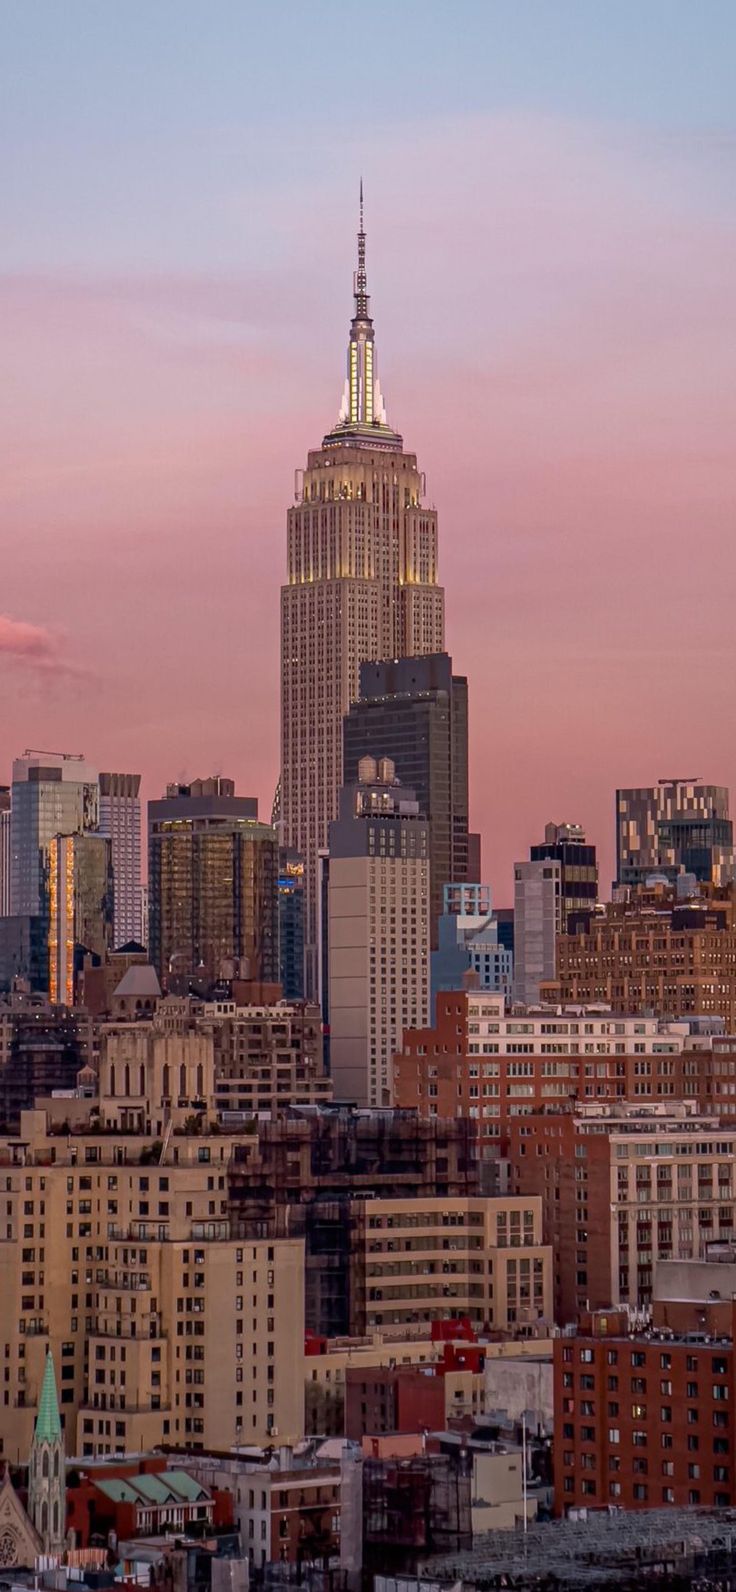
[344,1365,446,1440]
[66,1456,230,1546]
[393,989,736,1159]
[511,1102,736,1324]
[554,1301,736,1515]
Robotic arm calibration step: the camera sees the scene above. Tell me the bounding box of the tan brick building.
[0,1010,305,1463]
[349,1194,552,1336]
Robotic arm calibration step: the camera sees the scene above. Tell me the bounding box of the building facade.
[393,989,700,1160]
[281,202,444,994]
[203,997,332,1118]
[98,772,142,948]
[530,822,598,931]
[552,880,736,1028]
[616,779,733,888]
[431,883,513,1012]
[10,752,99,919]
[227,1106,478,1339]
[554,1304,736,1514]
[327,757,429,1105]
[512,1101,736,1323]
[343,654,468,948]
[148,777,278,987]
[278,849,305,1000]
[350,1194,551,1336]
[512,860,561,1005]
[0,1031,305,1463]
[0,788,10,917]
[48,832,114,1005]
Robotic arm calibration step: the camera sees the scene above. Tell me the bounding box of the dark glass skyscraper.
[278,848,305,1000]
[530,821,598,932]
[343,653,469,947]
[148,777,278,987]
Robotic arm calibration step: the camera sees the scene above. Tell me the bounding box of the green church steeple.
[34,1350,62,1444]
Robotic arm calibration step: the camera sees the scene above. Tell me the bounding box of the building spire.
[28,1349,66,1555]
[353,178,369,325]
[34,1350,62,1443]
[330,185,394,441]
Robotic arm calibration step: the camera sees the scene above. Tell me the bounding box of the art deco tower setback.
[281,194,445,988]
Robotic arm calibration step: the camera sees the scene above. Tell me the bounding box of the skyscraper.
[148,777,278,987]
[0,787,10,917]
[48,832,114,1005]
[281,195,445,992]
[327,756,429,1106]
[343,653,468,947]
[278,848,305,1000]
[10,751,99,918]
[512,858,562,1005]
[98,771,142,947]
[530,820,598,930]
[616,780,733,888]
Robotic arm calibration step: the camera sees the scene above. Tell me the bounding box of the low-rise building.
[304,1327,553,1437]
[65,1456,227,1545]
[187,1444,343,1572]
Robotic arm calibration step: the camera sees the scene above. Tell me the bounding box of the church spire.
[329,186,395,444]
[28,1350,65,1555]
[35,1350,62,1443]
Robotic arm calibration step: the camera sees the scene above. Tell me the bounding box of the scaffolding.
[424,1506,736,1589]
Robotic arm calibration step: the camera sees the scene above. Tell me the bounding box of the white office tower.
[328,756,430,1107]
[512,859,562,1006]
[99,772,143,947]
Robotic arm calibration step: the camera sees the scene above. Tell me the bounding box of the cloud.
[0,614,57,663]
[0,614,87,681]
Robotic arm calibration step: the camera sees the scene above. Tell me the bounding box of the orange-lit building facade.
[550,885,736,1029]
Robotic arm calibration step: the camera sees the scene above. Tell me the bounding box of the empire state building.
[280,195,445,991]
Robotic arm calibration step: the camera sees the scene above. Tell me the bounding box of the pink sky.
[2,113,735,899]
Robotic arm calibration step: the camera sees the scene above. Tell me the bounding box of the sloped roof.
[94,1471,209,1507]
[113,965,162,999]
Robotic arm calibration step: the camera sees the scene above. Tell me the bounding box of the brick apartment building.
[393,988,736,1158]
[344,1364,447,1439]
[555,1300,736,1514]
[549,881,736,1029]
[511,1102,736,1323]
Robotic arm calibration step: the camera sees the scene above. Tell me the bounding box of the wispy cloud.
[0,614,86,680]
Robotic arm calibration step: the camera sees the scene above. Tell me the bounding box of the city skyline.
[2,1,736,900]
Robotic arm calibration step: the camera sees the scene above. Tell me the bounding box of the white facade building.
[513,859,562,1006]
[98,772,142,946]
[328,757,429,1107]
